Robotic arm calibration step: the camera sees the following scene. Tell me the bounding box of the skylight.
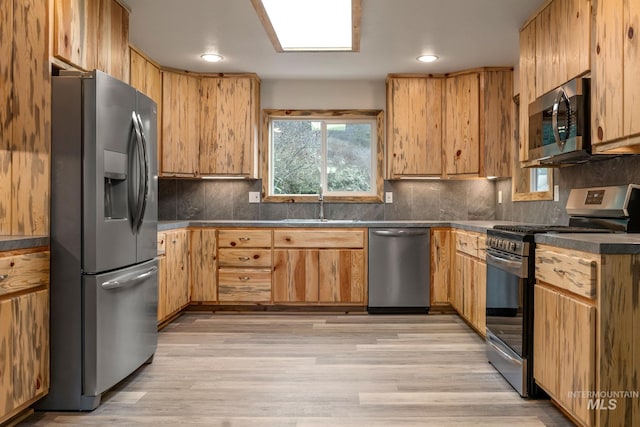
[252,0,361,52]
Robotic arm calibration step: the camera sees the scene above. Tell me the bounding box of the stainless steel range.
[485,184,640,397]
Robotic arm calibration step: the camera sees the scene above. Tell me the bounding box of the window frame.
[261,109,384,203]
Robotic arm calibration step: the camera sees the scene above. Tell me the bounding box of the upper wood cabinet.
[444,73,480,176]
[387,69,512,179]
[53,0,130,82]
[1,0,50,236]
[518,21,537,163]
[534,0,590,98]
[592,0,640,153]
[161,71,200,176]
[159,73,260,177]
[200,76,260,176]
[386,76,443,178]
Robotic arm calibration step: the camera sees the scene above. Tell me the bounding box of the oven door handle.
[486,252,527,278]
[487,333,521,365]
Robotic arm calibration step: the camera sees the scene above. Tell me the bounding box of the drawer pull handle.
[553,268,566,275]
[239,237,251,241]
[239,276,250,281]
[0,274,7,281]
[239,257,250,261]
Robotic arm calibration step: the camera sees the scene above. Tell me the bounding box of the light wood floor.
[21,313,574,426]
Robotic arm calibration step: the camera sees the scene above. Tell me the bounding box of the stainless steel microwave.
[528,78,590,165]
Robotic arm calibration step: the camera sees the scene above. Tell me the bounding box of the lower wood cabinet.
[452,230,486,336]
[190,229,217,302]
[272,229,367,306]
[0,249,49,424]
[430,228,452,306]
[158,229,190,323]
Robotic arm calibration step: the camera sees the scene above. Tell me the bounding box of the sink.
[279,219,359,223]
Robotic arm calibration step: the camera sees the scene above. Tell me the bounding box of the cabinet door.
[519,21,536,162]
[130,49,147,93]
[199,77,220,175]
[387,77,443,177]
[53,0,99,70]
[473,259,487,336]
[558,293,595,427]
[161,72,199,175]
[97,0,129,83]
[11,289,49,408]
[430,228,451,305]
[564,0,591,83]
[481,70,513,178]
[0,298,11,415]
[165,230,190,314]
[624,0,640,137]
[318,250,365,304]
[533,285,560,396]
[452,252,464,313]
[461,254,475,323]
[445,74,480,176]
[0,0,11,234]
[12,0,50,236]
[273,249,319,303]
[157,255,167,322]
[190,229,217,302]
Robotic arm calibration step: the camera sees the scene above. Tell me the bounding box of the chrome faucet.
[318,185,325,221]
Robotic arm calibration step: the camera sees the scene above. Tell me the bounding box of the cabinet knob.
[239,237,251,241]
[0,274,7,281]
[239,276,250,281]
[239,256,250,261]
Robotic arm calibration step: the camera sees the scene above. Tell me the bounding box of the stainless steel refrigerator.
[38,70,159,410]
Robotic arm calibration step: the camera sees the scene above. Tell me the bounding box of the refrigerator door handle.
[130,112,146,233]
[101,266,158,290]
[135,112,150,233]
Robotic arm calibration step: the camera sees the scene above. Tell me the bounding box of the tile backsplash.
[159,178,497,221]
[495,155,640,225]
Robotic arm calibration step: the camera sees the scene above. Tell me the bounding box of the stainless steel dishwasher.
[368,228,430,314]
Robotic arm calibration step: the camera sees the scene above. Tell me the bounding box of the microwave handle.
[552,89,570,150]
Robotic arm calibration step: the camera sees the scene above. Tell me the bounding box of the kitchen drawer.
[157,232,166,256]
[218,229,272,248]
[273,229,365,249]
[218,268,272,302]
[455,231,480,258]
[218,248,272,268]
[0,251,50,297]
[535,245,599,299]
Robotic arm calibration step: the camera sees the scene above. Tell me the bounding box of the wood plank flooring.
[21,313,574,426]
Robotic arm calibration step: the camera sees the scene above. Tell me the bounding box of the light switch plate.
[385,192,393,203]
[554,185,560,202]
[249,192,261,203]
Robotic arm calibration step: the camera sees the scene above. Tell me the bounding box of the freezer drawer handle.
[372,229,428,237]
[101,266,158,290]
[0,274,7,281]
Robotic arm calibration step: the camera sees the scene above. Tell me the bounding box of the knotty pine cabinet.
[217,229,272,303]
[386,69,512,179]
[273,229,367,305]
[159,73,260,177]
[129,48,162,166]
[592,0,640,153]
[534,244,640,427]
[0,0,50,236]
[452,230,487,336]
[386,76,443,178]
[190,229,218,303]
[158,229,190,323]
[0,249,50,425]
[53,0,130,82]
[430,228,452,306]
[161,71,200,176]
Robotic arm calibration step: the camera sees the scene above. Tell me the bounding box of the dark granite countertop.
[158,220,515,234]
[535,233,640,254]
[0,236,49,252]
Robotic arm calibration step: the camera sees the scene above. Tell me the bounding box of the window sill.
[263,195,383,203]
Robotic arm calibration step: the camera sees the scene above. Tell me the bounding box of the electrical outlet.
[554,185,560,202]
[249,192,261,203]
[385,192,393,204]
[498,190,503,204]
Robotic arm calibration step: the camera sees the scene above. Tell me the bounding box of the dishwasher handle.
[372,229,429,237]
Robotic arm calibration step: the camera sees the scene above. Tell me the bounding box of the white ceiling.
[122,0,545,80]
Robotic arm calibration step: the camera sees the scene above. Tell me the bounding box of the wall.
[495,155,640,224]
[261,79,386,109]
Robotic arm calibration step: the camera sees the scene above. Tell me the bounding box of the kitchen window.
[261,110,384,202]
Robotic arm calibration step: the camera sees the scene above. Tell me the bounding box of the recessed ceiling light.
[201,53,223,63]
[417,54,439,63]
